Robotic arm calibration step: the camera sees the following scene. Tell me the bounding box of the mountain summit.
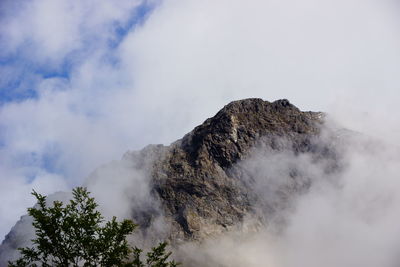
[0,98,338,264]
[125,98,328,241]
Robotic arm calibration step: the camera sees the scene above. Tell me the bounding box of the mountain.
[0,98,342,264]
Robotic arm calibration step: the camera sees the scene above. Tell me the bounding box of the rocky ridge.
[0,98,338,264]
[122,98,329,241]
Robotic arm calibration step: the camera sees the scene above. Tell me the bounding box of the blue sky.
[0,0,156,105]
[0,0,158,192]
[0,0,162,239]
[1,0,400,242]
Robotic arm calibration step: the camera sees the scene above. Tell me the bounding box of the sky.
[1,0,400,242]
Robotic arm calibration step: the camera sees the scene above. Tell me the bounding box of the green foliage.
[8,187,179,267]
[128,242,179,267]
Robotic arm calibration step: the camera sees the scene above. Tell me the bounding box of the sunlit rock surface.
[1,98,342,265]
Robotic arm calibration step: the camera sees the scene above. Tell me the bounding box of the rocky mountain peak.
[0,98,333,265]
[145,99,327,240]
[180,98,322,169]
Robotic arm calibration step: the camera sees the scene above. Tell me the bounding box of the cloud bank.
[174,126,400,267]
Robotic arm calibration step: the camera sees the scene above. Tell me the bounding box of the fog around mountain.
[1,0,400,266]
[2,99,400,267]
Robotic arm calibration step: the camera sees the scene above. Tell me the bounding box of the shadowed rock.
[123,98,328,241]
[1,98,337,264]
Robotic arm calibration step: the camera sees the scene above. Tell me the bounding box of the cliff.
[0,98,340,264]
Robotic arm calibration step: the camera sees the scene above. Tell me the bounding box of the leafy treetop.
[9,187,179,267]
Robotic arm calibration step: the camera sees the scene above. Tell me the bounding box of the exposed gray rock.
[0,98,341,264]
[132,98,332,241]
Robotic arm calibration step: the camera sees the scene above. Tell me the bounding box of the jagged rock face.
[124,98,328,241]
[181,98,322,168]
[0,98,336,264]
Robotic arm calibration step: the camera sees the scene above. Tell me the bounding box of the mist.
[174,124,400,267]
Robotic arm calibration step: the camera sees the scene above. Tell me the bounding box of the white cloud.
[0,0,142,67]
[173,130,400,266]
[1,0,400,255]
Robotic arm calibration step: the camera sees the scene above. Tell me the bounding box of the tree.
[8,187,179,267]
